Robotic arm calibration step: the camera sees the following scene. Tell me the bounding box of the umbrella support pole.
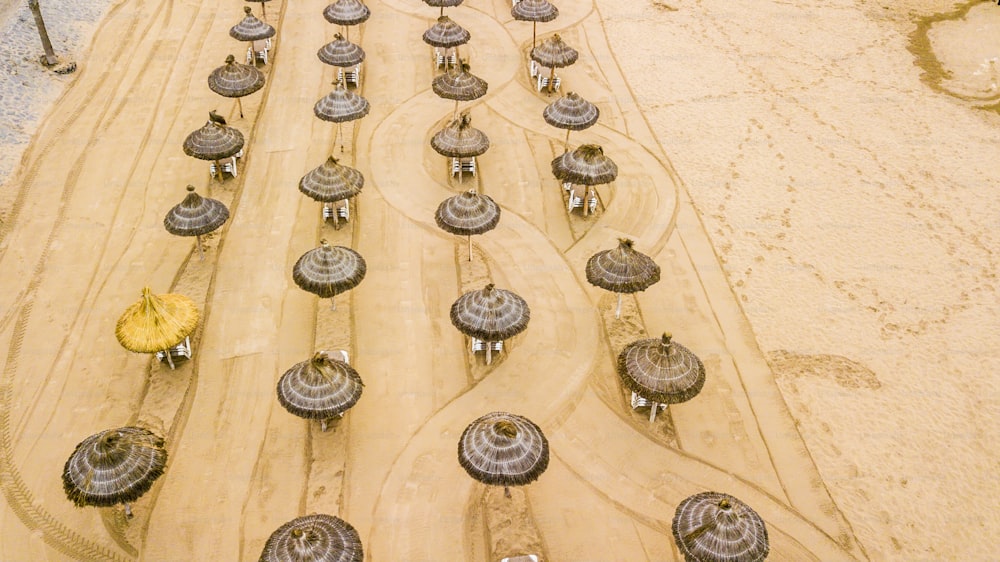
[196,234,205,261]
[504,486,511,499]
[213,160,224,182]
[124,503,133,519]
[163,349,175,370]
[486,344,492,365]
[330,297,337,311]
[321,419,329,432]
[468,235,472,262]
[548,67,555,94]
[237,97,244,119]
[453,100,459,120]
[261,2,267,22]
[532,22,537,49]
[440,6,443,16]
[615,293,622,319]
[564,129,571,152]
[336,122,344,153]
[649,402,658,423]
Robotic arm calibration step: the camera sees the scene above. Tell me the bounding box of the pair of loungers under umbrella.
[423,15,469,70]
[315,83,370,153]
[230,6,276,65]
[183,111,245,182]
[432,60,487,119]
[530,34,577,94]
[431,112,489,183]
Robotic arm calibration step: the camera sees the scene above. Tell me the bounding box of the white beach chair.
[567,185,597,214]
[320,349,350,364]
[631,391,667,422]
[536,68,561,93]
[451,156,477,178]
[471,338,503,353]
[247,39,269,65]
[500,556,539,562]
[209,156,239,178]
[338,63,362,87]
[434,48,457,70]
[322,200,350,228]
[562,181,572,192]
[529,59,539,78]
[156,336,193,368]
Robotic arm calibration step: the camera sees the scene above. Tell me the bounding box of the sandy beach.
[0,0,997,560]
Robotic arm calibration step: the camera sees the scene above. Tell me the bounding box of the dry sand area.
[0,0,997,559]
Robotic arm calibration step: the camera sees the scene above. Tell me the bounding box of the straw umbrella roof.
[62,426,167,508]
[115,287,199,353]
[422,15,471,48]
[435,190,500,236]
[424,0,462,8]
[299,156,364,202]
[208,54,265,98]
[543,91,599,131]
[183,113,245,160]
[672,492,769,562]
[230,6,276,41]
[432,62,488,101]
[314,83,371,123]
[293,240,366,299]
[458,412,549,487]
[618,333,706,404]
[586,238,661,294]
[164,185,230,237]
[551,144,618,185]
[259,514,364,562]
[317,33,366,67]
[511,0,558,22]
[530,34,578,68]
[323,0,371,26]
[277,352,364,421]
[450,283,529,341]
[431,113,490,158]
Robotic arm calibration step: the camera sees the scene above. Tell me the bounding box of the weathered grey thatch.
[618,333,705,404]
[423,0,462,8]
[511,0,558,22]
[672,492,769,562]
[317,33,366,67]
[277,352,364,422]
[435,190,500,236]
[432,63,488,101]
[450,283,529,341]
[293,240,366,299]
[530,34,578,68]
[183,113,245,160]
[230,6,276,41]
[62,427,167,509]
[299,156,364,202]
[543,92,599,131]
[164,185,230,237]
[208,55,265,98]
[551,144,618,185]
[314,84,371,123]
[422,15,471,48]
[323,0,370,26]
[585,238,660,294]
[458,412,548,487]
[431,113,490,158]
[259,514,363,562]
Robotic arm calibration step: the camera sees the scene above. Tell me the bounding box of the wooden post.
[163,349,175,370]
[27,0,57,66]
[615,293,622,319]
[649,402,658,423]
[213,159,224,181]
[547,66,556,94]
[532,22,537,49]
[237,97,244,118]
[564,129,571,152]
[486,342,493,365]
[196,234,205,260]
[468,235,473,262]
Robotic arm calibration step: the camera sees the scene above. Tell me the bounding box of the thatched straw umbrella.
[530,34,578,94]
[245,0,270,22]
[317,33,365,86]
[299,156,364,227]
[423,0,462,17]
[435,190,500,261]
[277,352,363,431]
[115,287,199,369]
[458,412,548,497]
[450,283,528,364]
[422,15,470,67]
[323,0,370,41]
[163,185,230,260]
[551,144,617,215]
[314,82,371,152]
[293,240,366,310]
[672,492,769,562]
[430,112,489,183]
[183,111,245,181]
[617,332,705,422]
[511,0,558,48]
[432,60,488,119]
[62,426,167,518]
[208,54,265,119]
[259,514,364,562]
[586,238,660,319]
[543,92,599,151]
[230,6,276,60]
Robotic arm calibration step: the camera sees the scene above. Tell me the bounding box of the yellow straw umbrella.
[115,287,199,369]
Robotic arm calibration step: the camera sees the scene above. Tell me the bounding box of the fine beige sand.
[0,0,996,560]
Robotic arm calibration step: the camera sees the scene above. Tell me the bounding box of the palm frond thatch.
[435,190,500,236]
[314,84,371,123]
[672,492,769,562]
[458,412,549,487]
[511,0,558,22]
[277,352,364,420]
[208,54,265,98]
[450,283,529,341]
[422,15,471,48]
[423,0,462,7]
[164,185,230,237]
[618,333,706,404]
[299,156,365,202]
[317,33,366,67]
[530,34,578,68]
[551,143,618,185]
[259,514,364,562]
[230,6,276,41]
[62,427,167,508]
[430,113,490,158]
[585,238,660,294]
[543,91,599,131]
[432,63,488,102]
[323,0,371,26]
[292,240,367,299]
[183,114,245,161]
[115,287,199,353]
